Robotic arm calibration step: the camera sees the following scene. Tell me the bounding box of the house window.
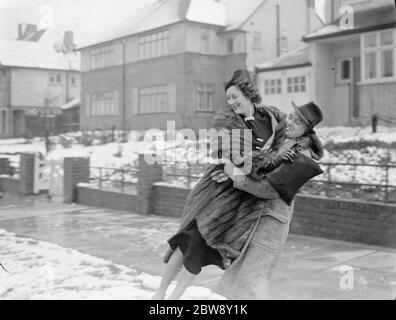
[70,76,76,86]
[91,91,118,116]
[201,27,210,53]
[253,31,262,50]
[196,84,214,111]
[287,76,306,93]
[49,74,55,83]
[226,39,234,54]
[263,79,282,95]
[138,30,170,60]
[361,29,396,82]
[138,85,170,114]
[56,74,62,83]
[336,58,352,84]
[90,44,115,69]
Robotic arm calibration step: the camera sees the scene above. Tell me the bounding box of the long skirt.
[167,163,263,274]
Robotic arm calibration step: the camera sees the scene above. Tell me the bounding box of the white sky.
[0,0,156,44]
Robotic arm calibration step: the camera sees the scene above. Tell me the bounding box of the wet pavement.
[0,194,395,300]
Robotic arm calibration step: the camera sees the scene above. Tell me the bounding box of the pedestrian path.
[0,198,395,299]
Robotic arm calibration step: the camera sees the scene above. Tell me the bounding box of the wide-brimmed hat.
[291,101,323,129]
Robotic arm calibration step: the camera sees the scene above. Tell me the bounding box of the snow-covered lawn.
[0,229,224,300]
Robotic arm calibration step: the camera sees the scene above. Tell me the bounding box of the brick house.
[78,0,323,131]
[256,0,396,126]
[0,24,80,138]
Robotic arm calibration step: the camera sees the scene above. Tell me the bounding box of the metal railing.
[89,166,138,194]
[303,162,396,203]
[0,152,21,177]
[162,161,396,203]
[162,162,207,188]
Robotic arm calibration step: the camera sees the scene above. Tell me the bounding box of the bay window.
[361,29,396,82]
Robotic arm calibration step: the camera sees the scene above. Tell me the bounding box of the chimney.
[63,31,75,53]
[17,23,37,40]
[306,0,320,33]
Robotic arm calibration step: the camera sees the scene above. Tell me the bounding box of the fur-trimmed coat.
[163,105,287,264]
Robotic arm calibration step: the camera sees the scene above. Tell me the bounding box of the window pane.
[277,79,281,86]
[294,77,299,84]
[287,78,292,85]
[364,34,377,48]
[380,30,393,46]
[300,76,306,83]
[381,50,394,78]
[365,52,377,79]
[264,88,269,95]
[301,85,306,92]
[341,60,351,79]
[287,86,292,93]
[277,87,281,94]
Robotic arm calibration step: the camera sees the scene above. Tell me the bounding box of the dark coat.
[163,105,286,263]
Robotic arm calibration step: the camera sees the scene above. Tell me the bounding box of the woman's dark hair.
[225,79,262,105]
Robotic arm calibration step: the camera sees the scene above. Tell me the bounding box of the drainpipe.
[121,39,127,132]
[276,4,280,57]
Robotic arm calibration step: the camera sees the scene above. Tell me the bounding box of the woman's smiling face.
[226,85,252,116]
[285,111,308,138]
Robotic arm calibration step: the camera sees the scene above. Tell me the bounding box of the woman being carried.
[152,70,323,300]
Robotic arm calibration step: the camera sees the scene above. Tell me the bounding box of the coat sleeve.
[232,174,280,200]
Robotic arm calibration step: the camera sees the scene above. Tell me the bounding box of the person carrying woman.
[152,70,324,300]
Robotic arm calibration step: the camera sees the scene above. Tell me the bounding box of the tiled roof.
[256,46,310,71]
[304,3,396,41]
[78,0,265,49]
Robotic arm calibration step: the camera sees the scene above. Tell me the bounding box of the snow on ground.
[0,126,395,187]
[315,126,396,144]
[0,229,225,300]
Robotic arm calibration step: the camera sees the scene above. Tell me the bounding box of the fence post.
[63,157,90,204]
[138,153,163,215]
[384,165,389,202]
[121,169,125,193]
[19,153,35,195]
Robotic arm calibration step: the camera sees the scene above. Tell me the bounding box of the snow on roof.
[225,0,264,31]
[186,0,227,26]
[304,3,396,41]
[78,0,265,49]
[61,97,80,110]
[0,32,80,71]
[256,46,310,71]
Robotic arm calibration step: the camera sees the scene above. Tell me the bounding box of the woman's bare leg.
[167,266,197,300]
[152,247,184,300]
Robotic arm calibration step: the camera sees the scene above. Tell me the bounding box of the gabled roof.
[256,46,310,72]
[304,4,396,42]
[0,37,80,71]
[78,0,265,49]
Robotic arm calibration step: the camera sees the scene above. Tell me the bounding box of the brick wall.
[291,194,396,248]
[76,185,139,212]
[63,157,90,204]
[0,176,21,196]
[152,183,191,218]
[19,153,34,195]
[148,184,396,248]
[81,52,246,131]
